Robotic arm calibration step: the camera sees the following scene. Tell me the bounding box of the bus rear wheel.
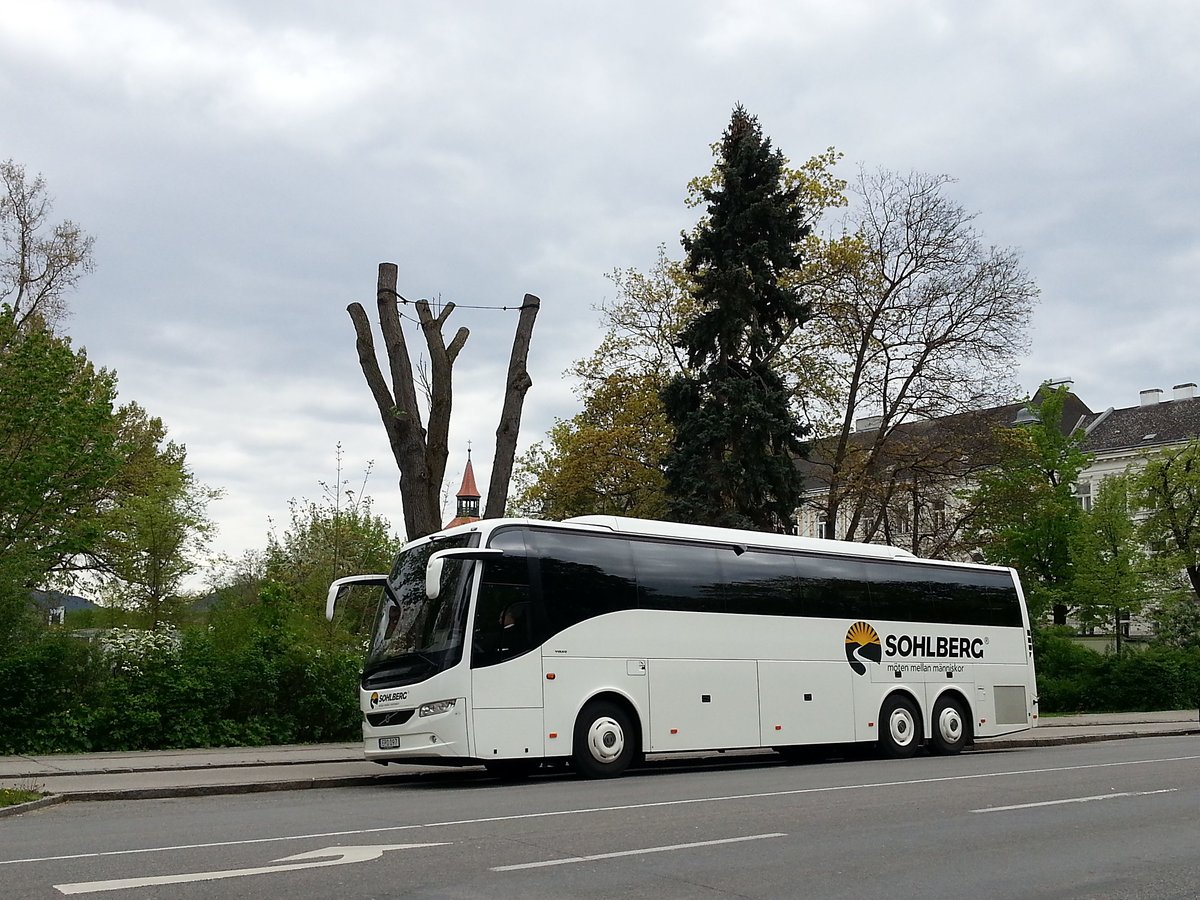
[930,694,967,755]
[573,700,636,779]
[879,694,921,759]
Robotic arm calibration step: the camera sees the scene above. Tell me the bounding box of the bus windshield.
[364,534,475,683]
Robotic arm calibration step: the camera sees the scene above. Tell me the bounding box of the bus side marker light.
[546,673,555,680]
[548,732,558,739]
[775,725,782,731]
[670,728,679,735]
[868,722,875,728]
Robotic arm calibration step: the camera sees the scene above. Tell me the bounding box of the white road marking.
[491,833,787,871]
[53,843,449,895]
[5,752,1197,868]
[972,788,1179,813]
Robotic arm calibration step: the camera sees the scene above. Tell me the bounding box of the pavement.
[1,709,1197,815]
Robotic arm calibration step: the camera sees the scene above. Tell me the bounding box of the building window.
[1074,480,1092,512]
[930,498,947,531]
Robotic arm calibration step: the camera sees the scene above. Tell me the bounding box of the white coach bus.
[326,515,1038,779]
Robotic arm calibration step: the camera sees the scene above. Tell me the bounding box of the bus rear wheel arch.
[572,697,639,779]
[878,692,922,759]
[929,692,970,755]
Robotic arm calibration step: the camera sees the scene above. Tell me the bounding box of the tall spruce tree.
[662,106,811,531]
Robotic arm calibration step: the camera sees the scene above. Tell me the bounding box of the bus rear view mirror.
[426,548,506,600]
[325,574,389,621]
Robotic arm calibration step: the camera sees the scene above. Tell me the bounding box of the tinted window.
[632,540,727,613]
[793,553,871,619]
[473,529,537,668]
[864,560,1021,626]
[963,568,1023,626]
[724,550,802,617]
[527,529,638,632]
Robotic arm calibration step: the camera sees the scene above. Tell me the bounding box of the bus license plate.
[378,737,401,750]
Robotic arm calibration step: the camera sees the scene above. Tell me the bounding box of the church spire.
[445,445,482,528]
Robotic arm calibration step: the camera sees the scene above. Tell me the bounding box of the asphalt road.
[3,736,1198,899]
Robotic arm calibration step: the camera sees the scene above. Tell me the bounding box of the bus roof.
[435,514,914,561]
[564,515,918,560]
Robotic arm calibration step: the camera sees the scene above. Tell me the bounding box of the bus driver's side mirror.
[425,548,506,600]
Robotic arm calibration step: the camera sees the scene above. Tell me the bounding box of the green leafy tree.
[263,451,400,633]
[93,416,220,627]
[512,150,849,523]
[966,385,1089,623]
[661,105,812,531]
[1133,438,1200,602]
[510,372,670,520]
[0,308,124,640]
[1069,473,1146,654]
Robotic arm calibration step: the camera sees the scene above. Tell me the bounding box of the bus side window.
[529,531,638,632]
[472,556,536,668]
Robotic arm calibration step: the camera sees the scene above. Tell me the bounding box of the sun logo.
[369,691,380,709]
[845,621,882,675]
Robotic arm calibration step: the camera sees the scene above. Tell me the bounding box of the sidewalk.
[2,710,1196,811]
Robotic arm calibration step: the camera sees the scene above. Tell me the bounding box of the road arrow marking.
[54,843,450,894]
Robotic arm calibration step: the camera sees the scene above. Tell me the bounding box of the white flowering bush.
[98,627,181,676]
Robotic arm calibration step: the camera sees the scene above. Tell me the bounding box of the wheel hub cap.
[587,717,624,763]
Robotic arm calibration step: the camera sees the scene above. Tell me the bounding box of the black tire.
[483,758,540,780]
[572,700,637,779]
[879,693,921,759]
[929,694,968,755]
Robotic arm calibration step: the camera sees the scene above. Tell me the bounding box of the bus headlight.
[418,699,456,717]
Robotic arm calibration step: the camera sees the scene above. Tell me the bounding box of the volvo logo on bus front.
[845,621,882,675]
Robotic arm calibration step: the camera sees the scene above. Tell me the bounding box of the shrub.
[1034,626,1200,713]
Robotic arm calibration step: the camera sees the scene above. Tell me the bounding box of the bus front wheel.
[573,700,636,779]
[930,694,967,755]
[879,694,921,759]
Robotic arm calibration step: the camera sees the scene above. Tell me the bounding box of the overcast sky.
[3,1,1198,573]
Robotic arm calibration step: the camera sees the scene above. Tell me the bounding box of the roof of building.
[445,453,482,529]
[796,389,1094,491]
[457,457,480,499]
[1081,393,1200,453]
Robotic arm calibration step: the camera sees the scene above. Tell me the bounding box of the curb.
[973,726,1200,751]
[58,775,409,803]
[0,757,367,779]
[0,794,67,819]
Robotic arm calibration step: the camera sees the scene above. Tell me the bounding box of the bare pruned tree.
[1,159,95,336]
[348,263,539,539]
[808,168,1038,543]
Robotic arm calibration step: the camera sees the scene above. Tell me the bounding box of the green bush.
[0,583,365,755]
[0,633,107,754]
[1034,627,1200,713]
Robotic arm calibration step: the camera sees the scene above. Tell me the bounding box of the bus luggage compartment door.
[647,659,759,752]
[758,660,855,746]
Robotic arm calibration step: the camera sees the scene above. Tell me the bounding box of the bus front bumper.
[362,705,470,764]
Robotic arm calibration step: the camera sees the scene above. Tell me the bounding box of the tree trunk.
[348,265,539,539]
[1187,563,1200,602]
[347,264,441,538]
[485,295,540,519]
